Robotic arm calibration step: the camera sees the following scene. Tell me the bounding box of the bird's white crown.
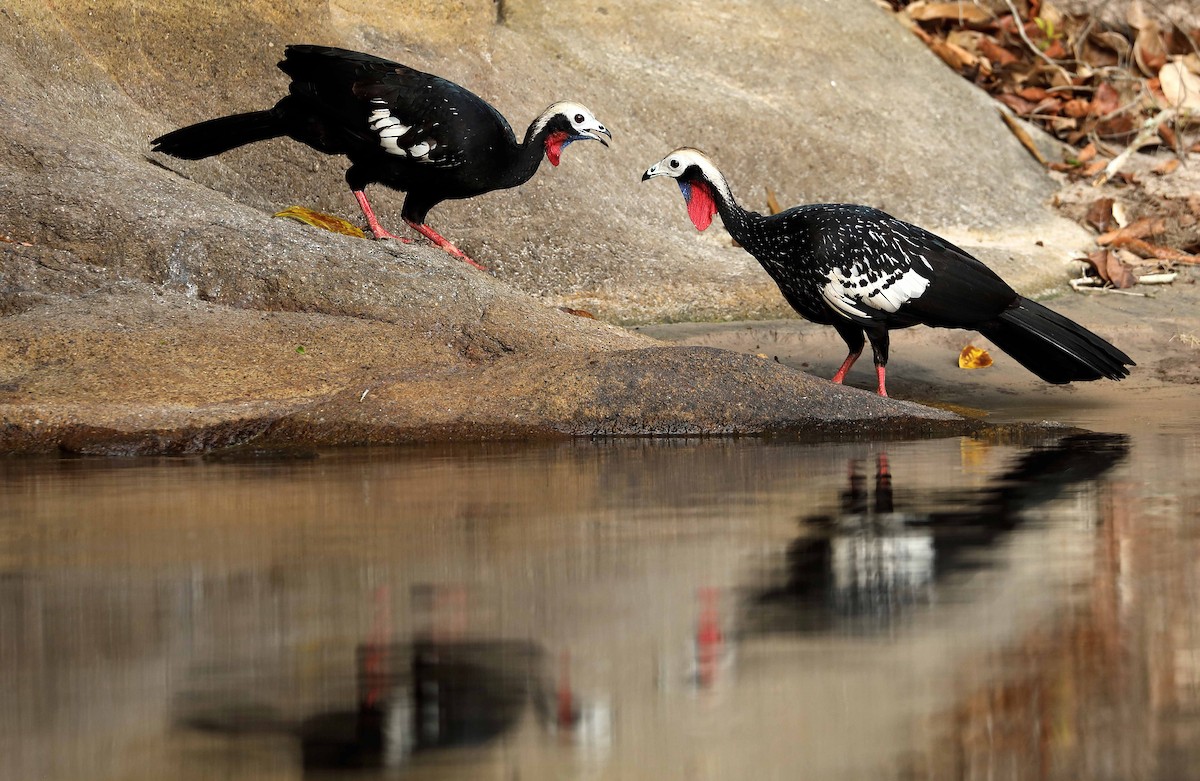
[531,101,607,138]
[645,148,733,203]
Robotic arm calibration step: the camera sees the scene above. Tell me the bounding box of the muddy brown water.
[4,373,1200,781]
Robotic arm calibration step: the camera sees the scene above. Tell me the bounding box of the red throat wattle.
[544,131,569,167]
[685,180,718,231]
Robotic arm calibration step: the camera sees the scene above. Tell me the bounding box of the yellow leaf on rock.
[274,206,366,238]
[958,344,993,369]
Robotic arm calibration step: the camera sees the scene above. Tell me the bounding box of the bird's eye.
[574,113,585,124]
[669,159,680,169]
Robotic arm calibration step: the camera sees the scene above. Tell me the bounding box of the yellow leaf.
[958,344,994,369]
[274,206,366,238]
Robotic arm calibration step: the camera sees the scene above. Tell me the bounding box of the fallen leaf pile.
[886,0,1200,288]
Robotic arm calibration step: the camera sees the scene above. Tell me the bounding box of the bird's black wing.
[774,205,1017,329]
[888,219,1020,327]
[279,45,515,170]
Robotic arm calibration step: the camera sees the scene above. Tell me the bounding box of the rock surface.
[0,287,965,454]
[2,0,1092,321]
[0,0,1106,454]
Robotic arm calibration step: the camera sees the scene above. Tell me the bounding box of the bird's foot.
[352,190,412,243]
[404,220,488,271]
[369,228,412,243]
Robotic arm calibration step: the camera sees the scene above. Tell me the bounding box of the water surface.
[4,392,1200,781]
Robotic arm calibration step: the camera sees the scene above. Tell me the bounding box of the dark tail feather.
[979,298,1134,383]
[151,110,285,160]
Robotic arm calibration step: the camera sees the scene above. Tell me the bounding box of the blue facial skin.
[678,181,692,202]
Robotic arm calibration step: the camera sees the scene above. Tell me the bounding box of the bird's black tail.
[151,109,286,160]
[978,297,1134,383]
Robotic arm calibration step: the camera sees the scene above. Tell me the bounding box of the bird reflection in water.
[744,433,1129,634]
[299,637,546,772]
[177,585,605,776]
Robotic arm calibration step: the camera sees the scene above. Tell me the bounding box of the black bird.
[643,148,1133,396]
[151,45,612,270]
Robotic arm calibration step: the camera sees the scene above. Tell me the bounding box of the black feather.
[151,110,285,160]
[980,298,1133,383]
[150,45,608,254]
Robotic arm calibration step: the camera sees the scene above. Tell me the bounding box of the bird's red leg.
[352,190,410,242]
[875,365,888,397]
[403,219,488,271]
[831,349,862,384]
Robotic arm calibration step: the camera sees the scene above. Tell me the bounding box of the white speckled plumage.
[643,147,1133,395]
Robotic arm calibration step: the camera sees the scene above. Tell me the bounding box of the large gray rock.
[4,0,1104,453]
[1,0,1089,322]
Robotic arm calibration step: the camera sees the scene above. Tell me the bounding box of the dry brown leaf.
[979,36,1018,67]
[1076,142,1097,163]
[1153,157,1181,175]
[1159,123,1178,149]
[946,28,986,53]
[1109,236,1200,264]
[1063,98,1091,118]
[1084,250,1112,283]
[274,206,366,238]
[930,39,980,71]
[558,307,596,319]
[907,1,994,24]
[998,110,1047,165]
[1033,96,1064,115]
[958,344,993,370]
[1090,82,1121,116]
[1160,58,1200,112]
[996,93,1039,115]
[1085,198,1115,232]
[1133,23,1168,77]
[1042,39,1068,60]
[1106,251,1138,288]
[1081,159,1109,177]
[1096,216,1167,245]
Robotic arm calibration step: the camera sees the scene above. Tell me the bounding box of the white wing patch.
[367,102,440,163]
[821,266,931,319]
[368,106,411,155]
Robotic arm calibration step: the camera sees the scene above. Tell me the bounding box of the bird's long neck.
[700,174,763,247]
[504,121,559,188]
